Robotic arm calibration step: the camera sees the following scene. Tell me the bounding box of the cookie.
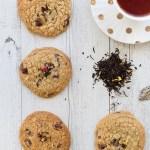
[18,0,71,37]
[20,111,71,150]
[95,111,145,150]
[19,47,72,98]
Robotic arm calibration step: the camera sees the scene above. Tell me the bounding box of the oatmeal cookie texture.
[18,0,71,37]
[19,47,72,98]
[95,111,145,150]
[20,111,71,150]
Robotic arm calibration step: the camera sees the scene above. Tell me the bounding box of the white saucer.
[91,0,150,44]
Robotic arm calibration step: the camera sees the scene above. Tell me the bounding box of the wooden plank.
[0,0,22,149]
[127,43,150,149]
[68,0,110,149]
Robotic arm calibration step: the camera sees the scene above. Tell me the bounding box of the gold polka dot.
[108,0,113,4]
[126,28,132,34]
[145,26,150,32]
[91,0,96,5]
[117,13,123,19]
[135,41,141,44]
[98,14,104,20]
[107,28,113,34]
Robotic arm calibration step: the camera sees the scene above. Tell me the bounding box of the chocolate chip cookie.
[18,0,71,37]
[95,111,145,150]
[20,111,71,150]
[19,47,72,98]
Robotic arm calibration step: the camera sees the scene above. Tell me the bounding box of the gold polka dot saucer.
[91,0,150,44]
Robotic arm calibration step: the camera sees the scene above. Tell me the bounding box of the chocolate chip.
[63,18,69,27]
[54,122,62,130]
[44,62,55,69]
[121,144,127,149]
[44,72,51,77]
[20,63,28,74]
[53,75,59,78]
[57,144,62,148]
[25,129,32,136]
[98,144,107,149]
[36,79,42,87]
[41,5,48,12]
[24,139,32,148]
[111,139,119,146]
[38,132,50,142]
[37,13,40,17]
[48,63,55,69]
[35,18,43,26]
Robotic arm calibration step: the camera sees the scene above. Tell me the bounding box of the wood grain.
[0,0,149,150]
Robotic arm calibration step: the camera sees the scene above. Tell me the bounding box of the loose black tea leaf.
[93,47,95,53]
[90,55,94,60]
[92,49,133,93]
[110,102,120,111]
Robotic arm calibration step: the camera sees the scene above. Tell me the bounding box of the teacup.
[114,0,150,21]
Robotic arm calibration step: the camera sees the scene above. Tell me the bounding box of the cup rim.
[114,0,150,21]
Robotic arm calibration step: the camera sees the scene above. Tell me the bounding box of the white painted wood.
[68,1,109,150]
[125,44,150,149]
[0,0,22,150]
[0,0,150,150]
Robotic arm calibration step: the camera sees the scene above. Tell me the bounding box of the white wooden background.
[0,0,150,150]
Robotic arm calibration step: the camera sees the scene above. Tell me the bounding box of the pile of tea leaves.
[92,49,133,93]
